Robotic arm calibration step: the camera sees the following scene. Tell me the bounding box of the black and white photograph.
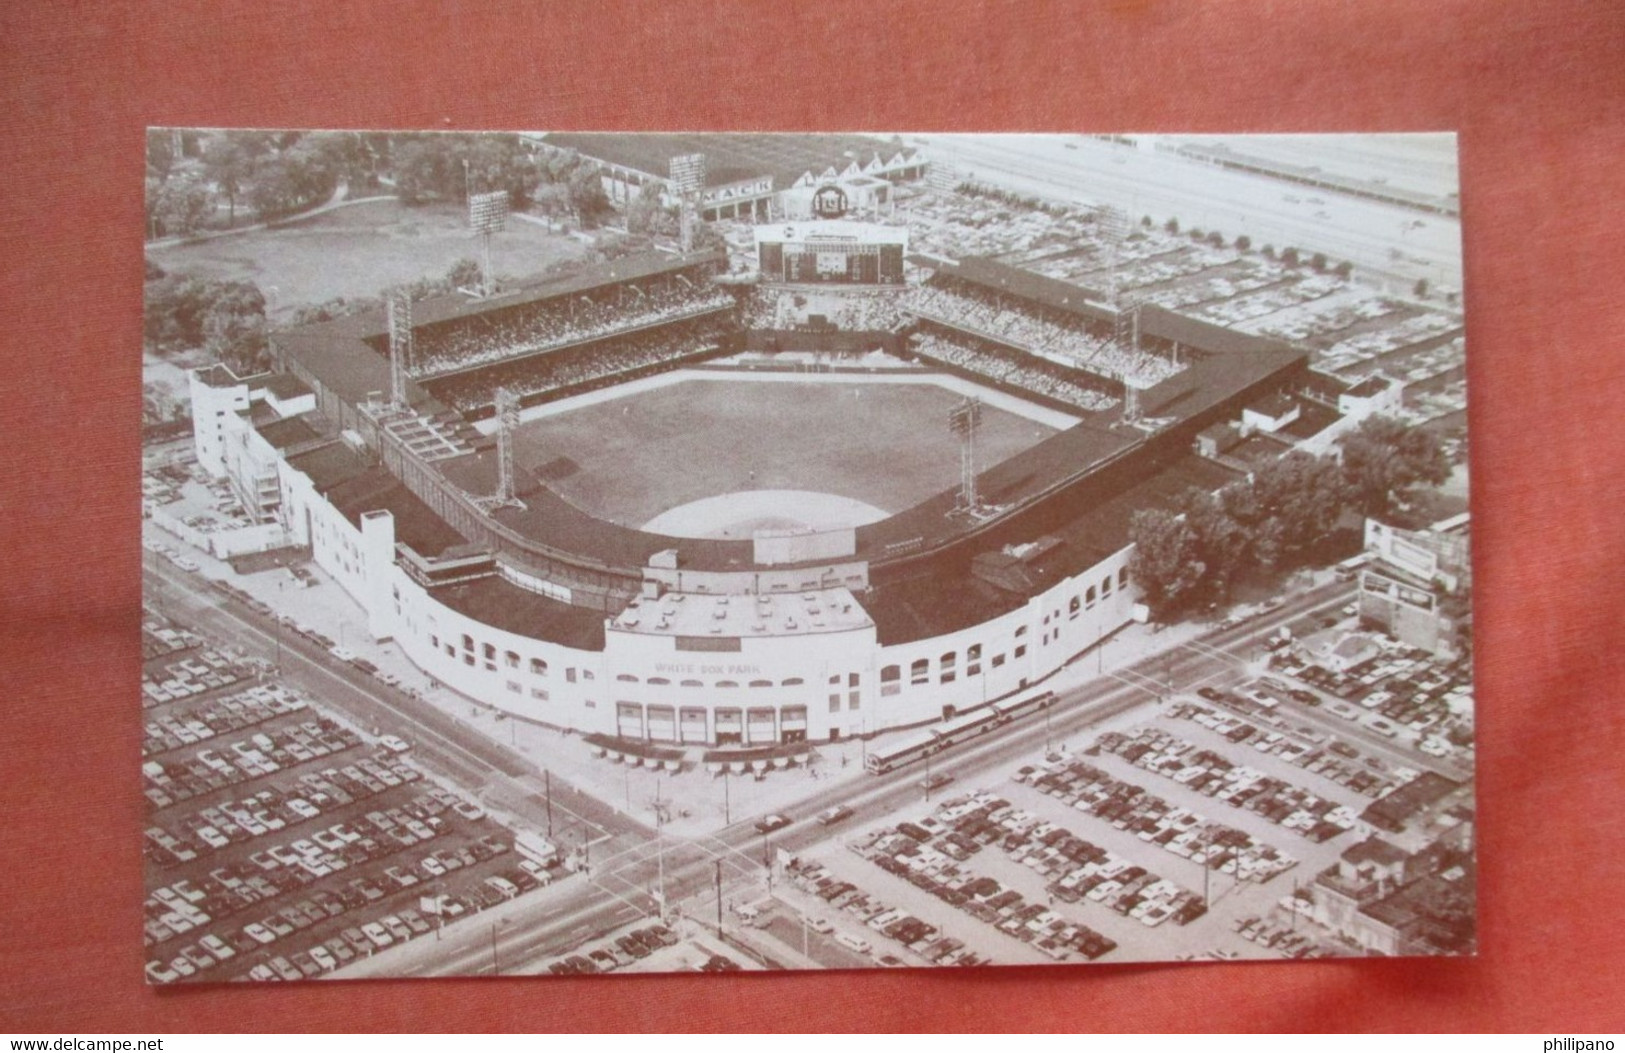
[141,130,1474,982]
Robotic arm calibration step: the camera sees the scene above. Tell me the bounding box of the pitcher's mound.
[641,490,889,540]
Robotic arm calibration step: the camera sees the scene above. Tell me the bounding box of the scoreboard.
[756,220,908,286]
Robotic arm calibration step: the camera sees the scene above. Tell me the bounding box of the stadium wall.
[276,439,1138,745]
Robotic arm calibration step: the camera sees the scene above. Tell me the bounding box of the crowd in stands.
[906,280,1183,388]
[910,329,1120,414]
[741,289,907,332]
[427,318,732,412]
[411,280,735,378]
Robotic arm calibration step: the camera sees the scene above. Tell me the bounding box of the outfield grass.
[147,199,587,321]
[513,377,1059,529]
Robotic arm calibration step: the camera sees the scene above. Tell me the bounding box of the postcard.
[142,130,1473,980]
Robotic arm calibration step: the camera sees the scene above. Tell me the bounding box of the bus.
[863,691,1059,775]
[1334,553,1372,581]
[863,727,939,775]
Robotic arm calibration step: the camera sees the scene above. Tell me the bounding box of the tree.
[202,281,269,374]
[1164,217,1180,235]
[202,131,272,225]
[388,132,540,208]
[1180,488,1252,601]
[445,257,482,290]
[1280,247,1301,267]
[1234,235,1252,252]
[1333,260,1353,280]
[144,275,216,350]
[1128,509,1206,618]
[1310,252,1328,271]
[1207,231,1225,248]
[625,183,675,235]
[1414,277,1430,298]
[148,175,214,238]
[146,129,176,182]
[1250,451,1348,562]
[247,137,340,219]
[566,164,610,225]
[1338,415,1452,519]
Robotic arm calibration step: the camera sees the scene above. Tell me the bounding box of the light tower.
[489,386,525,510]
[386,288,413,409]
[949,397,983,514]
[1100,204,1146,418]
[467,188,509,298]
[669,153,707,254]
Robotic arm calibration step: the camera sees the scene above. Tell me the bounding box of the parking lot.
[751,677,1414,965]
[142,606,568,984]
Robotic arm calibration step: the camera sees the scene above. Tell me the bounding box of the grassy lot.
[513,377,1057,528]
[147,199,587,321]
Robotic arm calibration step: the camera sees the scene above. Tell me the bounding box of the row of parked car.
[1018,758,1298,883]
[145,774,439,947]
[545,923,680,975]
[142,648,250,706]
[141,613,201,662]
[1275,646,1473,757]
[786,859,992,968]
[851,816,1119,963]
[936,789,1210,930]
[1095,726,1359,843]
[1232,913,1334,960]
[1170,702,1407,800]
[144,684,307,757]
[147,790,550,982]
[144,717,363,812]
[144,747,418,871]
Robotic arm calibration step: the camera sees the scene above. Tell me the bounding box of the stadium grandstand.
[191,200,1311,752]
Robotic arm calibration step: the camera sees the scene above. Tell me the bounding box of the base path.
[641,489,889,540]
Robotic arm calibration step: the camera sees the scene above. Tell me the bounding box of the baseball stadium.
[190,134,1308,757]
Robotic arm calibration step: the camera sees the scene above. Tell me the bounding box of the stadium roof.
[406,250,725,332]
[537,132,919,190]
[865,450,1241,643]
[933,259,1298,358]
[255,414,324,451]
[431,576,606,650]
[284,441,467,558]
[935,257,1112,319]
[1136,304,1296,356]
[262,373,313,400]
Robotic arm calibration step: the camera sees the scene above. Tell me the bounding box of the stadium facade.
[186,213,1312,754]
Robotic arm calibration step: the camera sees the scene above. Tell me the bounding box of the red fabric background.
[2,0,1622,1033]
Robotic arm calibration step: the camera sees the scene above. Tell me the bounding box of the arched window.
[880,665,901,683]
[781,677,805,687]
[1118,566,1130,588]
[681,679,703,688]
[647,677,671,686]
[1086,586,1097,606]
[616,674,639,683]
[1102,574,1113,596]
[529,658,548,676]
[716,680,738,689]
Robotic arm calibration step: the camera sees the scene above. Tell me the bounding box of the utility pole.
[544,769,553,839]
